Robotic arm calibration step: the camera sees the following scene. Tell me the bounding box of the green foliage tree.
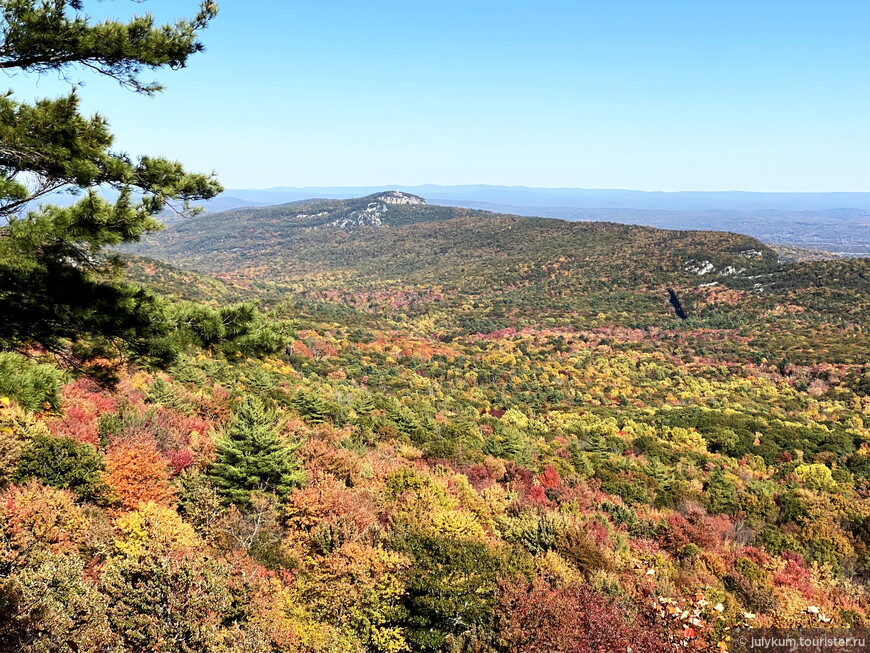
[291,390,332,425]
[483,426,527,462]
[100,550,272,653]
[0,553,115,652]
[169,301,289,358]
[704,469,740,515]
[353,394,377,415]
[0,1,222,379]
[392,532,506,652]
[15,433,107,502]
[209,397,304,505]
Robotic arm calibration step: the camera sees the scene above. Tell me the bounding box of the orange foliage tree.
[103,440,174,511]
[0,480,88,573]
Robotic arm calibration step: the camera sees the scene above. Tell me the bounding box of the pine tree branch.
[0,52,88,70]
[0,181,67,215]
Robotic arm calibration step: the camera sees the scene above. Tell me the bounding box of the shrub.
[794,463,837,492]
[0,481,88,569]
[0,402,49,489]
[493,576,666,652]
[114,501,198,557]
[725,557,777,613]
[104,439,175,510]
[556,527,609,576]
[500,512,565,555]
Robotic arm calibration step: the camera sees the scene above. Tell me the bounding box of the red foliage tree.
[494,576,669,652]
[537,464,561,489]
[49,379,116,446]
[773,553,814,598]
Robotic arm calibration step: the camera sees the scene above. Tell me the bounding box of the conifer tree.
[483,426,527,462]
[587,434,612,460]
[0,1,222,379]
[209,397,304,505]
[352,394,377,416]
[291,390,331,425]
[647,456,676,506]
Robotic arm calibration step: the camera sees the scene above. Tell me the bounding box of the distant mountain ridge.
[429,202,870,256]
[23,185,870,253]
[128,192,854,329]
[124,191,870,365]
[210,185,870,212]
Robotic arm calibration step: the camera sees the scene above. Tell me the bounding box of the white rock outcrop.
[684,259,716,275]
[329,191,427,228]
[375,191,426,205]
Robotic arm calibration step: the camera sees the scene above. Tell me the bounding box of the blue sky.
[7,1,870,191]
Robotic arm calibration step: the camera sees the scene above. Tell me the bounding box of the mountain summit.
[330,191,427,228]
[373,190,426,205]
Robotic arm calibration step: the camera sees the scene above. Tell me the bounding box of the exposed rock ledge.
[373,191,426,205]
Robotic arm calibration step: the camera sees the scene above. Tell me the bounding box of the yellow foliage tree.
[293,542,410,653]
[114,501,198,557]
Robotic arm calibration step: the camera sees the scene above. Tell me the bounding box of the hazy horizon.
[235,183,870,195]
[208,184,870,212]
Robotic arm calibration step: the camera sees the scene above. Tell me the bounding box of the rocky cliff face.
[330,191,427,227]
[375,191,426,205]
[331,201,388,228]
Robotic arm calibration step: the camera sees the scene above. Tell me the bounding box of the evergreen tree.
[392,532,506,652]
[647,456,676,507]
[168,302,288,358]
[0,1,222,379]
[0,351,66,411]
[209,397,303,505]
[587,434,612,460]
[352,394,377,416]
[291,390,331,424]
[483,425,527,462]
[388,403,424,441]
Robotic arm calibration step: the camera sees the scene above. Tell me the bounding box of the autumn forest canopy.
[2,2,870,653]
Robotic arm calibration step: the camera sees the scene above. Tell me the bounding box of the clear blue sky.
[8,0,870,191]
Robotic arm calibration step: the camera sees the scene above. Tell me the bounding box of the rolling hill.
[129,192,776,313]
[180,185,870,254]
[127,191,869,362]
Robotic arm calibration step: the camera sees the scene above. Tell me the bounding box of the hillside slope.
[128,192,869,361]
[130,193,775,312]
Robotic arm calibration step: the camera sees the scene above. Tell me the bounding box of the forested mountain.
[37,184,870,254]
[129,191,870,362]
